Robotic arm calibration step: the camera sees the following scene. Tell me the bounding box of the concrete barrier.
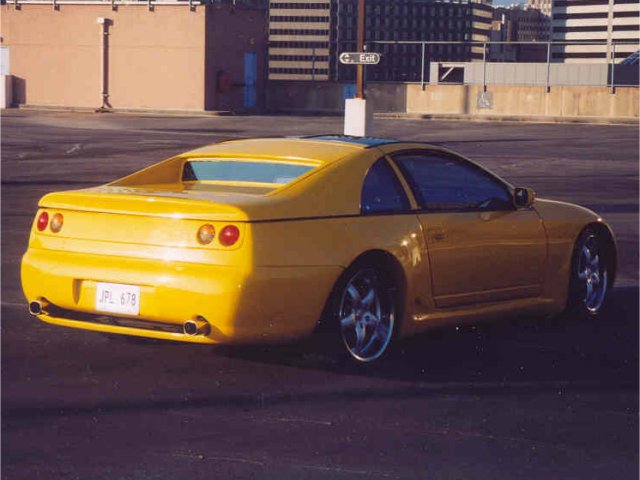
[267,81,406,113]
[268,81,638,120]
[406,84,639,119]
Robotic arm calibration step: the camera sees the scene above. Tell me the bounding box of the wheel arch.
[317,249,408,331]
[350,249,408,299]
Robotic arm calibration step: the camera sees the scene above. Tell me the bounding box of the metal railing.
[333,40,640,92]
[9,0,203,11]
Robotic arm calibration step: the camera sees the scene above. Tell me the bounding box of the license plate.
[96,282,140,316]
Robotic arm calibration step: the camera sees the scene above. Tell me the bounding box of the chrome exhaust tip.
[29,301,42,315]
[183,317,210,336]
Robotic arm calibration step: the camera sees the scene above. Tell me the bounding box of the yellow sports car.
[21,136,616,362]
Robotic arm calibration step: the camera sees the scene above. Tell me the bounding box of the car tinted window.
[393,152,512,211]
[361,158,410,214]
[183,160,315,185]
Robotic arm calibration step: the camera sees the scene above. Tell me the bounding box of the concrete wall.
[267,81,638,119]
[1,4,207,110]
[266,81,406,113]
[204,5,267,112]
[0,3,266,112]
[267,82,344,112]
[406,84,639,118]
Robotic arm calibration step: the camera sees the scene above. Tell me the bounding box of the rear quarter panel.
[250,214,427,338]
[244,146,428,338]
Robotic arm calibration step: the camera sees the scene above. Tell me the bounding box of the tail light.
[197,224,215,245]
[219,225,240,246]
[36,212,49,231]
[50,213,64,233]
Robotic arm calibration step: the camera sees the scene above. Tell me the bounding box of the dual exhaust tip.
[29,300,44,316]
[183,317,210,336]
[29,300,210,337]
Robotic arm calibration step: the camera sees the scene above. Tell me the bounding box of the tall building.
[491,6,550,62]
[268,0,493,82]
[552,0,640,63]
[491,9,518,62]
[514,6,550,41]
[334,0,493,82]
[527,0,551,17]
[268,1,331,80]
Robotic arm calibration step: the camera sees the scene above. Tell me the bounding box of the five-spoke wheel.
[569,228,612,317]
[336,266,395,363]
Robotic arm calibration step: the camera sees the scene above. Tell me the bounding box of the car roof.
[182,136,402,165]
[302,135,400,147]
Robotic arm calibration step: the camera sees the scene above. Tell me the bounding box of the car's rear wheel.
[328,263,396,363]
[567,227,612,317]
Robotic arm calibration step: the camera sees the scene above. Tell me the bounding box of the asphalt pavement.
[2,111,638,480]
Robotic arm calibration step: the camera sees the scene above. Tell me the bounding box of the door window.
[361,158,410,214]
[393,152,513,212]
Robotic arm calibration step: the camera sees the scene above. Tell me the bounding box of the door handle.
[427,227,446,242]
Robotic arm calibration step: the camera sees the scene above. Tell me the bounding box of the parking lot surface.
[2,111,638,479]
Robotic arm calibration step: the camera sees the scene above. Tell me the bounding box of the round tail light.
[197,224,215,245]
[36,212,49,231]
[50,213,64,233]
[219,225,240,246]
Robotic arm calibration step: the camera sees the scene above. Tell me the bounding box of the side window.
[393,152,513,212]
[361,158,410,214]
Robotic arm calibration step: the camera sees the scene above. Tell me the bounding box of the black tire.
[321,260,398,364]
[566,227,613,319]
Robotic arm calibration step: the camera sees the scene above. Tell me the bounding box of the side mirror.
[513,187,535,208]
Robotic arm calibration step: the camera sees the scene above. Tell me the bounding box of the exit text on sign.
[339,52,381,65]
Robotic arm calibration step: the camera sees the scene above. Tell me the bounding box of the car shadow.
[215,286,639,392]
[3,287,636,422]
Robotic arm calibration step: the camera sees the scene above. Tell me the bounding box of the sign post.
[342,0,374,137]
[356,0,366,99]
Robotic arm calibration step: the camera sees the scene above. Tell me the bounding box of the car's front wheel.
[328,263,397,363]
[567,227,613,318]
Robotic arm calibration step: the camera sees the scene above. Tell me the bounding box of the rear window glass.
[182,160,315,185]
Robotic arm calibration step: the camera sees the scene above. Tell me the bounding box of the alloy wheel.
[338,268,394,362]
[576,234,608,313]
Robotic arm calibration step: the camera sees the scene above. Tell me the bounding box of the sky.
[492,0,527,6]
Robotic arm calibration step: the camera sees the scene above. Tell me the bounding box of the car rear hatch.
[29,185,258,261]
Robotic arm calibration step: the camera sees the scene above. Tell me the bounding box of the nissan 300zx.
[21,136,616,362]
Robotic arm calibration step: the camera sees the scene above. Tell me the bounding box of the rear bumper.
[21,247,342,344]
[36,305,218,344]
